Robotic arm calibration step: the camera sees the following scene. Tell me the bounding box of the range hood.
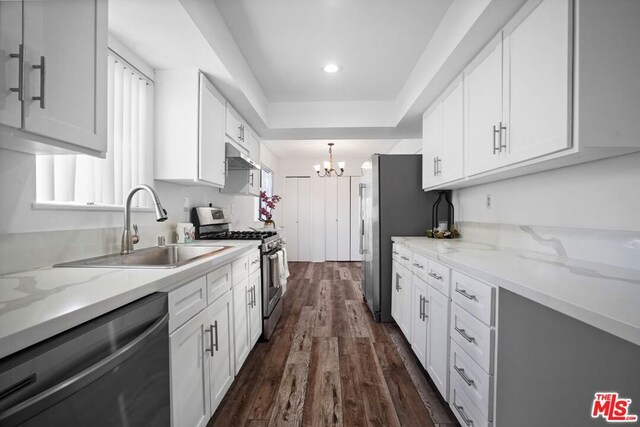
[225,143,260,170]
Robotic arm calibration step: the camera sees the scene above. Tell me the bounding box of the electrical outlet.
[486,194,492,209]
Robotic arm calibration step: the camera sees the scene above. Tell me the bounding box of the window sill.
[32,202,154,213]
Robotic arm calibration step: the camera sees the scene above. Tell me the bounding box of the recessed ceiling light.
[324,64,341,73]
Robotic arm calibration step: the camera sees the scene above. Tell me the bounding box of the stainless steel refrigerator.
[361,154,444,322]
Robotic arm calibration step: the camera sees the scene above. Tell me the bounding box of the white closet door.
[284,178,299,261]
[297,178,312,262]
[350,177,362,261]
[336,177,351,261]
[324,177,338,261]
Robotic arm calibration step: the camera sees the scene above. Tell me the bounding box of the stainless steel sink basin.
[54,245,231,269]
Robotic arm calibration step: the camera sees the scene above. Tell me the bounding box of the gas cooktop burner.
[210,230,278,240]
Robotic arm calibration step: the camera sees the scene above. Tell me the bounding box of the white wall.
[387,138,423,154]
[276,157,367,262]
[454,152,640,232]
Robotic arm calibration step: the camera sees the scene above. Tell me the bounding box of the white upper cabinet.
[465,0,571,177]
[155,70,226,188]
[504,0,571,164]
[465,38,505,176]
[0,0,107,156]
[246,128,261,162]
[422,103,442,189]
[225,103,248,150]
[199,74,226,187]
[0,0,22,129]
[440,79,464,184]
[423,76,464,190]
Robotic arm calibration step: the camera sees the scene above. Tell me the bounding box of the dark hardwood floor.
[209,262,458,427]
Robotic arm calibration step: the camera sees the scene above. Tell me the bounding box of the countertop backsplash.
[457,221,640,271]
[0,223,176,275]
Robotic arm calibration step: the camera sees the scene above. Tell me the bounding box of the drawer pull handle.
[392,250,399,255]
[412,262,424,269]
[428,271,443,281]
[455,285,477,301]
[401,256,410,261]
[251,259,260,265]
[454,364,475,386]
[455,326,476,343]
[453,402,473,426]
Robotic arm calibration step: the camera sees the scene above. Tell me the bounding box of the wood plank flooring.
[208,262,458,427]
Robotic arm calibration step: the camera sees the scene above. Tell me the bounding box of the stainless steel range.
[191,206,284,340]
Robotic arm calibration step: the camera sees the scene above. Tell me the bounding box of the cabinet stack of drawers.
[449,271,496,427]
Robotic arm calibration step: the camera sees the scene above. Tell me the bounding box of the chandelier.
[313,143,345,177]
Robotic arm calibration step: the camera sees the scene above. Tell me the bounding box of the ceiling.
[109,0,526,156]
[263,139,399,159]
[214,0,452,103]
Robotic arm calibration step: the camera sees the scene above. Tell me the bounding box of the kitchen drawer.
[168,275,207,333]
[452,271,495,326]
[450,372,492,427]
[411,251,429,281]
[207,264,232,305]
[248,249,261,275]
[450,303,495,374]
[398,246,412,269]
[426,259,450,297]
[450,339,494,421]
[232,255,249,285]
[392,243,401,262]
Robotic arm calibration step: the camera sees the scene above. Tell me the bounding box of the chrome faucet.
[121,184,168,254]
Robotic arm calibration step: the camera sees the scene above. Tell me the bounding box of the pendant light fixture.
[313,143,345,177]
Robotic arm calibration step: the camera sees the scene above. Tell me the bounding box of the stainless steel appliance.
[361,155,444,322]
[191,206,284,340]
[0,293,170,426]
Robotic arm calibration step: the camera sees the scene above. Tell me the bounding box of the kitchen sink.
[54,245,231,269]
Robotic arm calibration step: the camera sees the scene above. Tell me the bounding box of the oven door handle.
[0,313,169,425]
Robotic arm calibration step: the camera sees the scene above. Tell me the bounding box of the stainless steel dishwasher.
[0,292,170,426]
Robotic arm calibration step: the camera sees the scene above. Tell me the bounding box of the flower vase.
[264,219,275,228]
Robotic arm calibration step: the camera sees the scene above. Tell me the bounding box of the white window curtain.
[36,53,154,208]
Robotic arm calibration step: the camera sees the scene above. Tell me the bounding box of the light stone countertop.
[0,240,260,359]
[392,236,640,346]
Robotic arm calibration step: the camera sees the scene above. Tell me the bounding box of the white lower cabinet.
[170,308,211,427]
[169,251,262,427]
[207,292,234,412]
[426,284,450,400]
[392,241,496,424]
[249,269,263,347]
[232,277,250,374]
[392,260,412,338]
[410,275,428,368]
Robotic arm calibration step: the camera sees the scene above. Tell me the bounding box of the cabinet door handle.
[248,288,253,307]
[437,157,442,175]
[253,286,256,307]
[212,321,219,353]
[499,122,507,152]
[224,159,228,176]
[453,402,473,426]
[395,273,401,291]
[9,44,24,101]
[418,295,424,320]
[433,157,437,176]
[455,326,476,343]
[492,124,500,154]
[250,172,254,186]
[423,297,428,321]
[428,271,443,281]
[454,364,475,386]
[206,324,215,356]
[32,56,46,109]
[455,284,477,301]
